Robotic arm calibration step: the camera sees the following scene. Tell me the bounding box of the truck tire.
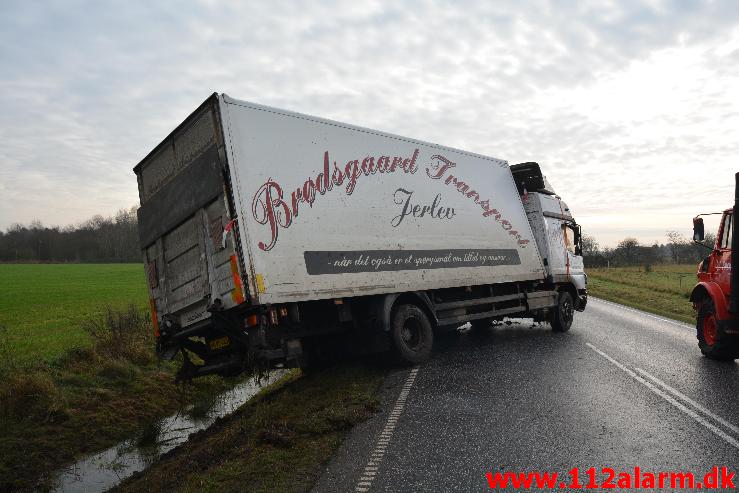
[697,299,738,361]
[550,291,574,332]
[391,304,433,364]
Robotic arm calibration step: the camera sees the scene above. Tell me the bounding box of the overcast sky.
[2,0,738,247]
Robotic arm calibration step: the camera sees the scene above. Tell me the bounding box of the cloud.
[1,0,739,246]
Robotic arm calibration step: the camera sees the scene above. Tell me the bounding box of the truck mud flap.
[576,291,588,311]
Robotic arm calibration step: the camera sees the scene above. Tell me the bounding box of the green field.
[588,263,699,324]
[0,264,148,363]
[0,263,242,492]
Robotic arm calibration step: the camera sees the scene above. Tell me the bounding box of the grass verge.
[0,306,238,492]
[113,365,384,493]
[587,264,698,324]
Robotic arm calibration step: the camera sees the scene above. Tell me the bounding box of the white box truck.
[134,93,587,380]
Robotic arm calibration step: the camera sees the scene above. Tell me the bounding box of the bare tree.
[581,234,600,257]
[616,237,640,264]
[666,230,686,263]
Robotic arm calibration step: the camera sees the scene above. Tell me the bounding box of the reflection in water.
[51,371,285,493]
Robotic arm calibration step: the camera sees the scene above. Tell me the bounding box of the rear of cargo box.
[134,94,247,354]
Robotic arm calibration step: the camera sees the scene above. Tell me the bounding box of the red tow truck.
[690,173,739,361]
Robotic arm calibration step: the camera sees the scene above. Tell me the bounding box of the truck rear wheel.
[697,299,738,361]
[391,304,433,364]
[550,291,574,332]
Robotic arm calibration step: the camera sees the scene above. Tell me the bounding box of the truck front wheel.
[697,299,738,361]
[391,304,433,364]
[550,291,574,332]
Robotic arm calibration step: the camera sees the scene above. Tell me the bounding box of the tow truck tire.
[391,304,433,364]
[697,299,738,361]
[550,291,574,332]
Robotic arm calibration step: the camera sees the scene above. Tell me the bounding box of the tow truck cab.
[690,173,739,360]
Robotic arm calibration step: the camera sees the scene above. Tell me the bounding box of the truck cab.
[696,210,733,295]
[511,162,588,312]
[690,180,739,360]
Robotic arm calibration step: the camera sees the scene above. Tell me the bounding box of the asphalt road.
[312,298,739,492]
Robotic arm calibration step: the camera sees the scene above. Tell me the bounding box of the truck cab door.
[563,223,584,275]
[710,212,733,292]
[543,219,579,280]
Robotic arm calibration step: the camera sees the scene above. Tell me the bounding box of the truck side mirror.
[693,217,705,242]
[574,225,583,256]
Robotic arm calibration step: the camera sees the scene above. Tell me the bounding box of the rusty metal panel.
[151,194,242,324]
[162,215,206,315]
[145,243,162,296]
[136,103,219,205]
[175,108,217,169]
[144,241,165,323]
[167,251,202,293]
[203,197,240,309]
[163,216,198,260]
[213,257,235,294]
[140,144,178,203]
[136,145,223,248]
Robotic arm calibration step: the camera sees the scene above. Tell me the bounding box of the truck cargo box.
[136,94,546,317]
[134,93,586,378]
[219,95,546,305]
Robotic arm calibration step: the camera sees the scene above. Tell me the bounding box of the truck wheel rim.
[401,318,422,350]
[703,314,717,346]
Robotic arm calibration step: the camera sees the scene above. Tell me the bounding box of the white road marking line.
[590,297,694,330]
[354,367,419,492]
[635,368,739,435]
[586,343,739,450]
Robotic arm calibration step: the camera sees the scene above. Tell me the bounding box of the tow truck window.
[563,224,577,254]
[720,214,733,249]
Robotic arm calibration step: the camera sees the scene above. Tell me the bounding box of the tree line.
[0,207,140,263]
[0,207,720,266]
[582,230,716,268]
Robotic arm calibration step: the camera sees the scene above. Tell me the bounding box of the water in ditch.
[50,370,286,492]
